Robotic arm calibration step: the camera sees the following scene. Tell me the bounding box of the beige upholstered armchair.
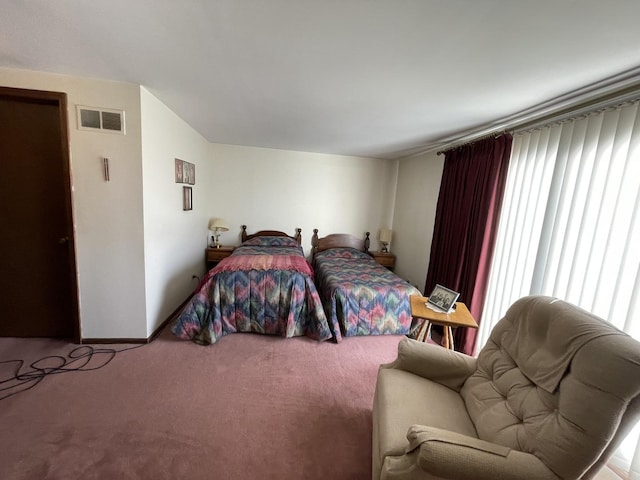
[372,296,640,480]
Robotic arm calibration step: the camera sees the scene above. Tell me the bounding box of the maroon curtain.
[424,134,512,355]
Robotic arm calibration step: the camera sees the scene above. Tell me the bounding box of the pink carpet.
[0,328,404,479]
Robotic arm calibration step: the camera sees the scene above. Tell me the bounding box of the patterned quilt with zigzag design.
[172,244,332,345]
[313,248,422,341]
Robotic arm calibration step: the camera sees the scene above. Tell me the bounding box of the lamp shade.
[379,228,393,244]
[208,218,229,231]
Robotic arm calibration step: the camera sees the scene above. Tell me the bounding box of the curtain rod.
[424,65,640,158]
[511,95,640,136]
[436,131,507,156]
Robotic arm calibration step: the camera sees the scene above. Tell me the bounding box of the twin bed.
[311,229,421,341]
[172,226,421,345]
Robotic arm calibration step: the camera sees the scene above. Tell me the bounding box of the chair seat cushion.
[374,368,478,462]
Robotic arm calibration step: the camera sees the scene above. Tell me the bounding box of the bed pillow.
[315,247,371,260]
[242,236,299,248]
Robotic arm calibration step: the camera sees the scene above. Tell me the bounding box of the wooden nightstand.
[369,251,396,271]
[205,246,235,271]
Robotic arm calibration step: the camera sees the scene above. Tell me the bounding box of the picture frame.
[427,284,460,313]
[183,162,191,184]
[186,162,195,185]
[183,186,192,211]
[176,159,196,185]
[175,158,184,183]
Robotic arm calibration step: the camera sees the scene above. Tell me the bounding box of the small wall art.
[175,158,184,183]
[175,158,195,185]
[186,162,195,185]
[183,186,192,211]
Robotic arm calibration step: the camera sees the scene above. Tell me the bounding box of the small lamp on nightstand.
[208,218,229,248]
[379,228,392,253]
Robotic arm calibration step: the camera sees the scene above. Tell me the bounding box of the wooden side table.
[409,295,478,350]
[369,251,396,271]
[205,246,235,271]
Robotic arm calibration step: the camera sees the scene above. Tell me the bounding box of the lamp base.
[212,232,222,248]
[380,242,389,253]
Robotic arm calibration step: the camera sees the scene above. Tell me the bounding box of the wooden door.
[0,87,79,339]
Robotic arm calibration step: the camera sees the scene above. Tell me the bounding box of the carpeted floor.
[0,327,404,480]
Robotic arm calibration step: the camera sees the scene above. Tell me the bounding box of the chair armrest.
[382,338,477,391]
[400,425,560,480]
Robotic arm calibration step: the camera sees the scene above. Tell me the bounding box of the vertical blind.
[479,100,640,478]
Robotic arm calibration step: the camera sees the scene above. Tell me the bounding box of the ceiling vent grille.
[76,105,125,134]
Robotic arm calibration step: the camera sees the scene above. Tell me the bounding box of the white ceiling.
[3,1,640,159]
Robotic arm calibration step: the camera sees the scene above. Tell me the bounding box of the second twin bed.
[311,229,421,341]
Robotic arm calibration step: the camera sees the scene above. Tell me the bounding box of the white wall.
[0,67,147,338]
[140,87,212,336]
[391,150,444,291]
[206,143,398,255]
[138,131,398,335]
[139,99,399,335]
[1,67,409,340]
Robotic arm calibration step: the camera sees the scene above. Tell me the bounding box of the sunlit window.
[480,101,640,477]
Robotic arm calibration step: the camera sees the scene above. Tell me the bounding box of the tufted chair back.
[460,296,640,480]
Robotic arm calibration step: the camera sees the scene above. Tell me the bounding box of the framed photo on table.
[427,284,459,313]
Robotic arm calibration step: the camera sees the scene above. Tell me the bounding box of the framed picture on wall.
[175,159,195,185]
[183,162,191,184]
[186,162,195,185]
[175,158,184,183]
[183,186,192,211]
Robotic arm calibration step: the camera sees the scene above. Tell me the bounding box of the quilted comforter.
[172,237,332,345]
[313,248,421,341]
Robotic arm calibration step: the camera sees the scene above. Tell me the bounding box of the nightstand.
[205,246,235,271]
[369,251,396,271]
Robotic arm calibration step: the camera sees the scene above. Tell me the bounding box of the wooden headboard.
[311,229,370,258]
[241,225,302,245]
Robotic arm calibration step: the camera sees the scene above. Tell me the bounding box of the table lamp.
[379,228,392,253]
[208,218,229,248]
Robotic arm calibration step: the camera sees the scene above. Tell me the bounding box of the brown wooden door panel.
[0,88,79,338]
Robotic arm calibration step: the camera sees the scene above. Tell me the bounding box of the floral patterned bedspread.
[313,248,422,341]
[172,238,332,345]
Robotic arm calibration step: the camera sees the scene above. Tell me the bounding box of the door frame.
[0,86,81,342]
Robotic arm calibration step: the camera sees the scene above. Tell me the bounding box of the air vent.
[77,105,125,134]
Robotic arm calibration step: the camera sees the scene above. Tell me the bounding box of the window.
[480,100,640,477]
